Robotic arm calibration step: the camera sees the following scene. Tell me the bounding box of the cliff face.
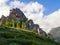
[0,8,47,37]
[8,8,28,22]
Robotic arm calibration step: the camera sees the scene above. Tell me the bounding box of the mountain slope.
[0,8,47,37]
[49,27,60,42]
[0,26,60,45]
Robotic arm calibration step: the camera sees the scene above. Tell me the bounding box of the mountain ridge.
[49,26,60,42]
[0,8,60,45]
[0,8,47,37]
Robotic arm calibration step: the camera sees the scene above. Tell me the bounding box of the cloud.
[0,0,10,18]
[42,9,60,33]
[9,0,44,27]
[22,2,44,23]
[0,0,60,33]
[9,0,25,9]
[0,0,8,4]
[0,5,10,17]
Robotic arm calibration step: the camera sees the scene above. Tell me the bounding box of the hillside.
[0,8,60,45]
[0,26,60,45]
[0,8,47,37]
[49,27,60,42]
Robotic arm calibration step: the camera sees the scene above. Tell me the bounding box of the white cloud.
[0,0,60,33]
[23,2,44,13]
[9,0,25,9]
[22,2,44,23]
[0,0,8,4]
[42,9,60,33]
[0,0,10,18]
[9,0,44,27]
[0,5,10,17]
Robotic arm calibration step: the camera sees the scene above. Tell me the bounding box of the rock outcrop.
[0,15,6,24]
[8,8,28,22]
[26,19,34,30]
[0,8,47,37]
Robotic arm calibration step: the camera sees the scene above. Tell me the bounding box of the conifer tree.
[5,18,10,27]
[20,21,22,28]
[14,22,17,28]
[22,22,25,29]
[0,21,2,26]
[16,22,20,29]
[11,19,14,27]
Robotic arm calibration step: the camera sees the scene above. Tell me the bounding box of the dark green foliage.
[0,27,60,45]
[22,22,26,29]
[0,22,2,26]
[10,19,14,27]
[14,22,17,28]
[20,21,22,28]
[5,18,10,27]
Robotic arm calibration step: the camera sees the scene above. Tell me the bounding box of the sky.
[0,0,60,33]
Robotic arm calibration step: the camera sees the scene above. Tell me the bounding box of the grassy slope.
[0,27,60,45]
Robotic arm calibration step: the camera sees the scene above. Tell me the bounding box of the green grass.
[0,26,60,45]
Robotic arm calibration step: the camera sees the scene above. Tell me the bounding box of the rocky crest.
[0,8,47,37]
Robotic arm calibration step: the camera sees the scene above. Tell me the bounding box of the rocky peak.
[28,19,34,25]
[8,8,28,22]
[10,8,25,18]
[0,8,47,37]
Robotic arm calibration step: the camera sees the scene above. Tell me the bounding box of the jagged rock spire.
[8,8,28,22]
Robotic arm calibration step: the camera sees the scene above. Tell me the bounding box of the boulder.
[0,15,6,24]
